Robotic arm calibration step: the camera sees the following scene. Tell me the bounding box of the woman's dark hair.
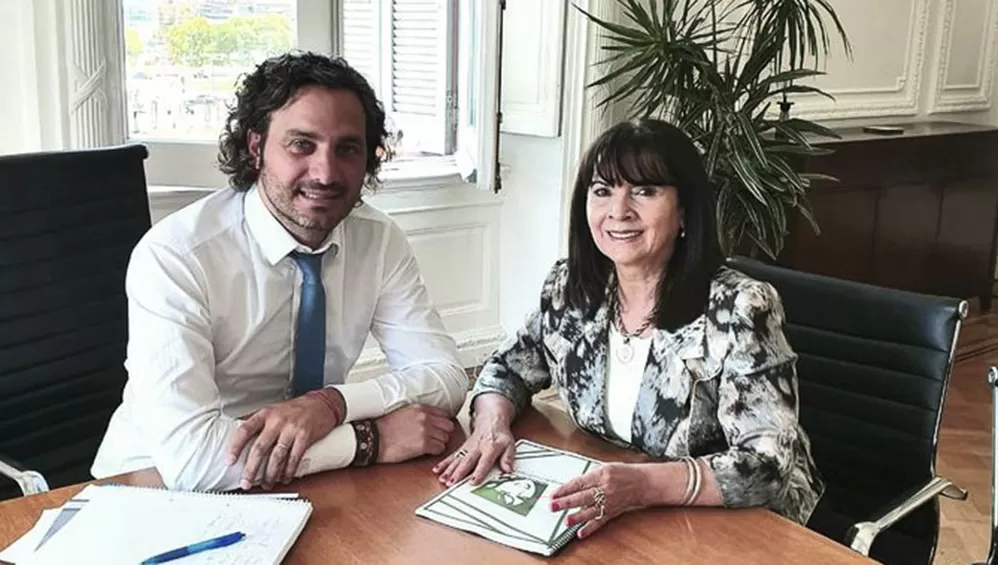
[217,51,389,191]
[566,118,723,331]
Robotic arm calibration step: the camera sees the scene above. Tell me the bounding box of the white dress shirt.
[605,325,652,444]
[92,186,468,491]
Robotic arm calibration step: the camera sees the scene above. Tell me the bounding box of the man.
[92,52,467,492]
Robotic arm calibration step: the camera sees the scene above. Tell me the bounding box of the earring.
[680,227,686,239]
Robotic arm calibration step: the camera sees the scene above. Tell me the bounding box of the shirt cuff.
[330,380,385,422]
[294,424,356,477]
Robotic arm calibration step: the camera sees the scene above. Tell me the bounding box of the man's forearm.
[146,407,268,492]
[291,423,359,476]
[154,404,363,491]
[332,361,468,422]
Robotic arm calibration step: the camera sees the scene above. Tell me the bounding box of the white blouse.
[606,324,652,443]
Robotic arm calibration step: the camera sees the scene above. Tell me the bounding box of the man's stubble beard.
[257,168,356,243]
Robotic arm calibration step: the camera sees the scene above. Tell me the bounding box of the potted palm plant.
[581,0,852,259]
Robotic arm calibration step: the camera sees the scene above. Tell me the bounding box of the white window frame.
[117,0,503,193]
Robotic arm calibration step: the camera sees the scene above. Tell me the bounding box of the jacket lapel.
[629,313,713,456]
[558,296,722,457]
[559,300,612,439]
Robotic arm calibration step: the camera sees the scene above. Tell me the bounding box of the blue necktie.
[290,251,326,396]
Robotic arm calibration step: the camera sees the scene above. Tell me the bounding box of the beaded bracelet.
[350,419,379,467]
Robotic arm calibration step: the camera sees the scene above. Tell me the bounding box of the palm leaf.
[583,0,851,257]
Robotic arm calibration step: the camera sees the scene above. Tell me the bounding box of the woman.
[432,118,824,539]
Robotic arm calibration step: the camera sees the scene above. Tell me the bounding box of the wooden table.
[0,401,874,564]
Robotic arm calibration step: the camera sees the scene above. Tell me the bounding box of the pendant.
[615,341,635,364]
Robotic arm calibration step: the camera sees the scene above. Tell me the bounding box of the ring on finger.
[455,448,469,459]
[592,486,607,521]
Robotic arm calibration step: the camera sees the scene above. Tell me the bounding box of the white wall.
[496,133,565,334]
[787,0,998,127]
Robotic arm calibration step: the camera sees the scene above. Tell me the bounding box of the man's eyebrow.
[282,130,365,145]
[337,134,365,145]
[284,129,319,140]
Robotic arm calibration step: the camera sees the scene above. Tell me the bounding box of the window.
[119,0,503,191]
[122,0,299,142]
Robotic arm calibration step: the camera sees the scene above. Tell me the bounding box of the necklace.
[609,280,654,364]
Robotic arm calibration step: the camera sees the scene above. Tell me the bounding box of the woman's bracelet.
[688,457,703,505]
[679,456,696,505]
[678,456,703,506]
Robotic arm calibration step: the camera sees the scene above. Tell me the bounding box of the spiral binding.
[547,521,585,554]
[90,482,313,508]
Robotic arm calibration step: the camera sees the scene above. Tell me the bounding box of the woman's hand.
[432,393,516,486]
[549,463,650,539]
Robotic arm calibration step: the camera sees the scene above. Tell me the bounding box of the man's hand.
[375,404,456,464]
[227,390,344,490]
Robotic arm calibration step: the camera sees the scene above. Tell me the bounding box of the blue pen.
[140,531,246,564]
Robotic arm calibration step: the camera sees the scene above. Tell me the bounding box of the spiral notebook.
[415,439,602,556]
[21,484,312,565]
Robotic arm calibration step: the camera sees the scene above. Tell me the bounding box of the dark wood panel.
[810,138,926,189]
[872,183,940,293]
[785,189,877,282]
[934,178,998,299]
[778,121,998,306]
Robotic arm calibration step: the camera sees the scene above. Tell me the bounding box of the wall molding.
[793,0,931,121]
[823,79,907,97]
[61,0,125,148]
[929,0,998,113]
[405,220,496,319]
[558,0,619,255]
[347,325,507,382]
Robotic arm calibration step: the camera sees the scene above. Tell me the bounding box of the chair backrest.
[0,144,151,500]
[726,256,965,564]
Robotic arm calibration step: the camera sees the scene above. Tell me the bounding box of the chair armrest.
[0,455,50,496]
[845,476,968,556]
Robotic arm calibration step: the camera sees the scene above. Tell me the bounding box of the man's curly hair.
[217,51,389,191]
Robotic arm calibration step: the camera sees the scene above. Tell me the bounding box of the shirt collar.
[244,184,342,266]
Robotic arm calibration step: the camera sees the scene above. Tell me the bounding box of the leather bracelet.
[350,419,379,467]
[306,388,345,426]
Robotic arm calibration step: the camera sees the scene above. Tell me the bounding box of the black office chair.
[977,366,998,565]
[727,256,969,565]
[0,144,151,501]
